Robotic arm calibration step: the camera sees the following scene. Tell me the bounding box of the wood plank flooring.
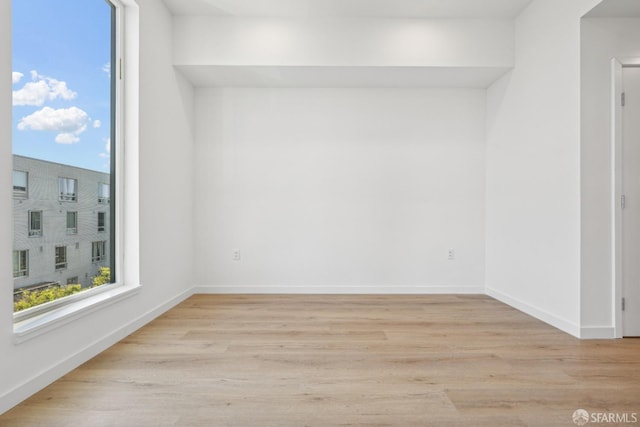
[1,294,639,426]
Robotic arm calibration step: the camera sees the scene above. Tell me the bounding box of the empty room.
[1,0,640,425]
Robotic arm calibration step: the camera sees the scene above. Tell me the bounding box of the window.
[12,0,123,316]
[28,210,42,237]
[92,241,106,263]
[67,211,78,234]
[58,177,78,202]
[10,0,131,324]
[98,182,110,204]
[13,170,28,198]
[54,246,67,271]
[98,212,106,232]
[13,250,29,278]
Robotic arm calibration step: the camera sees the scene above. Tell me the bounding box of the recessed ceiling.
[176,65,511,89]
[163,0,533,19]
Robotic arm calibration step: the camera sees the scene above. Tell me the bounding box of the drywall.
[173,16,514,68]
[485,0,600,337]
[580,18,640,335]
[0,0,196,414]
[194,87,486,293]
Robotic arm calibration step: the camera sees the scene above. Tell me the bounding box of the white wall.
[580,18,640,335]
[485,0,600,337]
[194,87,486,293]
[0,0,195,413]
[174,16,514,68]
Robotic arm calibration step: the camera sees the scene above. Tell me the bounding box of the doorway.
[614,59,640,337]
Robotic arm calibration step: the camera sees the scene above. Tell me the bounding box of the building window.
[98,212,106,232]
[13,250,29,278]
[55,246,67,271]
[92,241,106,263]
[13,170,28,198]
[12,0,123,316]
[28,210,42,237]
[67,211,78,234]
[98,182,110,204]
[59,177,78,202]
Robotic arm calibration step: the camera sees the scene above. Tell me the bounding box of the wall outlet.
[233,249,241,261]
[448,249,455,260]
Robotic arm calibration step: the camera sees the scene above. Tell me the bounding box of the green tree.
[92,267,111,287]
[14,284,83,312]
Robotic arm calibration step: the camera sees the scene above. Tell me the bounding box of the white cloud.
[12,72,24,85]
[12,70,77,106]
[99,138,111,159]
[93,120,102,128]
[102,62,111,78]
[17,106,90,144]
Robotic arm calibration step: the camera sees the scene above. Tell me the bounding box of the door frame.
[612,57,640,338]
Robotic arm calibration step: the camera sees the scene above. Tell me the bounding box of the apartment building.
[12,155,111,293]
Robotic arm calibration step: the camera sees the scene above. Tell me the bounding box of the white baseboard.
[193,284,485,295]
[580,326,616,339]
[485,287,581,338]
[0,287,194,415]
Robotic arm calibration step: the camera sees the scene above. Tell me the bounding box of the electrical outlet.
[448,249,455,260]
[233,249,241,261]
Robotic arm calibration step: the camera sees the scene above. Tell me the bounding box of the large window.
[12,0,119,314]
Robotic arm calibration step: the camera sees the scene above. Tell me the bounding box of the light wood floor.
[2,294,639,427]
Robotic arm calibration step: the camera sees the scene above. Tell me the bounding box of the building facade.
[12,155,111,292]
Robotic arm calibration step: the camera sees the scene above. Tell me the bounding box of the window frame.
[12,0,141,341]
[12,170,28,198]
[98,182,110,204]
[98,211,106,233]
[66,211,78,234]
[54,246,67,271]
[92,240,106,263]
[58,177,78,202]
[13,250,29,278]
[28,210,42,237]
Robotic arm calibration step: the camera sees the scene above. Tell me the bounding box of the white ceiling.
[584,0,640,17]
[163,0,533,19]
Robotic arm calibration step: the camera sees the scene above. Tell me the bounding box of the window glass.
[13,170,27,197]
[98,212,106,232]
[67,211,78,234]
[28,211,42,237]
[12,0,117,313]
[98,182,110,203]
[54,246,67,271]
[13,250,29,278]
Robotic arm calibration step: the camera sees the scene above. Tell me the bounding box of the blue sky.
[12,0,112,172]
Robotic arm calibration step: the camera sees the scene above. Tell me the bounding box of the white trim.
[611,57,640,338]
[1,287,193,416]
[193,285,485,295]
[13,284,142,343]
[580,326,616,339]
[486,287,581,338]
[612,58,624,338]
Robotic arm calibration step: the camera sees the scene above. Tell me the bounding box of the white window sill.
[13,284,142,344]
